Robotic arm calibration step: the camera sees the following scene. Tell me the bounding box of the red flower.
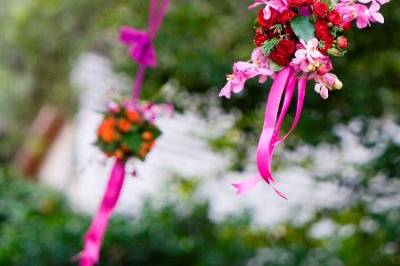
[254,31,268,46]
[277,10,297,24]
[283,24,296,38]
[258,9,277,29]
[315,19,330,39]
[312,1,328,18]
[328,10,343,26]
[288,0,315,7]
[315,20,334,52]
[270,39,296,66]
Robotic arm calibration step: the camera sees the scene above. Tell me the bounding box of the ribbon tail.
[78,160,126,266]
[256,67,292,185]
[232,175,261,195]
[256,66,302,199]
[278,77,307,144]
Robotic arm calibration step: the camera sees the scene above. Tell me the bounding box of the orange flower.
[141,131,153,141]
[117,119,132,133]
[98,117,118,143]
[125,110,142,124]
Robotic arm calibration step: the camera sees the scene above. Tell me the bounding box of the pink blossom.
[248,0,288,20]
[219,48,274,99]
[291,39,325,73]
[336,0,388,29]
[314,73,342,100]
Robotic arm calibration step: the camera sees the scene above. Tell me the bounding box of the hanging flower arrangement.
[220,0,390,197]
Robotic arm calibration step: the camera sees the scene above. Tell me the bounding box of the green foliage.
[1,169,399,265]
[290,16,315,42]
[262,38,279,55]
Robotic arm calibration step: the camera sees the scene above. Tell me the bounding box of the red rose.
[328,10,343,26]
[270,39,296,66]
[288,0,315,7]
[315,20,334,52]
[277,10,297,24]
[258,9,277,29]
[336,36,348,50]
[312,1,328,18]
[254,31,268,46]
[315,19,330,40]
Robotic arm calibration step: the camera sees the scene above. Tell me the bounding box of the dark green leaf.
[290,16,315,41]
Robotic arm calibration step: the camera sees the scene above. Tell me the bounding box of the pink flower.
[336,0,388,29]
[249,0,288,20]
[291,38,325,73]
[219,48,274,99]
[314,73,342,100]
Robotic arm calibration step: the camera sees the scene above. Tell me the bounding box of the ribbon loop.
[233,67,307,198]
[119,0,169,103]
[120,27,157,67]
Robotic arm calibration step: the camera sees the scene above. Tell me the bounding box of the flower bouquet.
[219,0,389,196]
[96,101,162,161]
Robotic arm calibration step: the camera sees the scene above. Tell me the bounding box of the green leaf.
[269,61,283,72]
[262,38,279,55]
[122,131,142,153]
[321,0,336,9]
[290,16,315,42]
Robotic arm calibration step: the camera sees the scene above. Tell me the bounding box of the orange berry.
[125,110,142,124]
[117,119,132,133]
[115,149,124,160]
[121,144,131,153]
[141,131,153,141]
[138,148,147,159]
[98,118,118,143]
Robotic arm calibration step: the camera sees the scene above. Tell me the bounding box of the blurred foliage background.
[0,0,399,265]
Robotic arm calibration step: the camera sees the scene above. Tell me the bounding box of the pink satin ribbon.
[233,66,307,198]
[79,1,169,265]
[79,160,126,266]
[119,0,169,103]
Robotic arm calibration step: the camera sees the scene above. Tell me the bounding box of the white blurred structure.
[38,53,400,227]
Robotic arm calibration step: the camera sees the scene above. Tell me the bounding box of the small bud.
[307,64,316,72]
[334,78,343,90]
[328,48,340,57]
[337,36,348,50]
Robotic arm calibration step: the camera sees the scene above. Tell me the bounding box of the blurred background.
[0,0,400,265]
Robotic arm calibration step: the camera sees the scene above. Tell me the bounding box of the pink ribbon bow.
[119,0,169,103]
[233,66,307,198]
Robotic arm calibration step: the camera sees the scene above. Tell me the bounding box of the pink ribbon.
[79,160,126,266]
[78,2,169,265]
[119,0,169,102]
[233,66,307,198]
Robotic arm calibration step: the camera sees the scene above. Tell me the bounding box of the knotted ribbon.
[119,0,169,103]
[79,1,169,265]
[233,66,307,198]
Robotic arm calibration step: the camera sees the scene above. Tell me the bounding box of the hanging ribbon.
[79,1,169,265]
[119,0,170,103]
[79,160,125,266]
[233,66,307,198]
